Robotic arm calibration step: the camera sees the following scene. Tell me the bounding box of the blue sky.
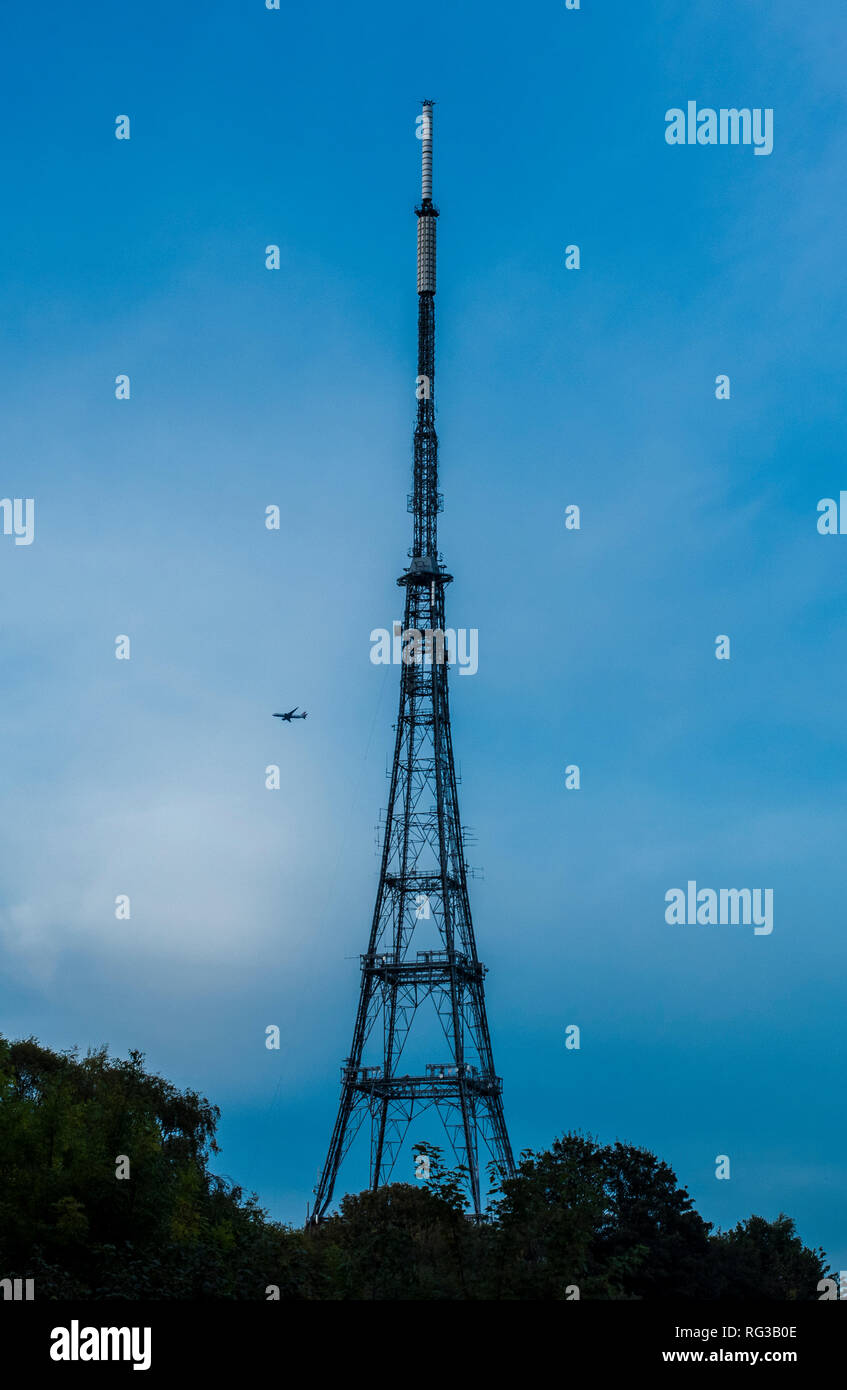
[1,0,846,1271]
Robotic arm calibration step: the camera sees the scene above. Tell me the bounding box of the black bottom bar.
[4,1299,838,1378]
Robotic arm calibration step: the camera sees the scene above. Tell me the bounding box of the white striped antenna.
[420,99,434,201]
[417,101,436,294]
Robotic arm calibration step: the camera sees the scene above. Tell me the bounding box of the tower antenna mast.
[309,101,514,1223]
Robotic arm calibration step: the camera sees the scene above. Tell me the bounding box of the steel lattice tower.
[309,102,514,1223]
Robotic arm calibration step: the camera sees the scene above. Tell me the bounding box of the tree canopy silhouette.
[0,1037,829,1300]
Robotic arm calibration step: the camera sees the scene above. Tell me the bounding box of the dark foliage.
[0,1037,829,1300]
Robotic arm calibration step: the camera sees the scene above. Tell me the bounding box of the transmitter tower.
[310,103,514,1221]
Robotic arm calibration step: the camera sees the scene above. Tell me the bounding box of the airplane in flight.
[273,707,308,722]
